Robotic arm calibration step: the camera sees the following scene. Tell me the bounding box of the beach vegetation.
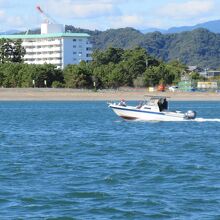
[52,81,65,88]
[0,63,63,88]
[0,47,192,89]
[64,62,93,88]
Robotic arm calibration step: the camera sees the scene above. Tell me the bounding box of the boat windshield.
[148,98,158,106]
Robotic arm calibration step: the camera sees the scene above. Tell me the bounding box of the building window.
[73,39,76,41]
[73,45,76,48]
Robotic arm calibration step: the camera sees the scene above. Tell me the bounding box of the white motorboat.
[108,96,197,121]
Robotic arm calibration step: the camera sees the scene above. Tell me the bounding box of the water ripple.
[0,101,220,219]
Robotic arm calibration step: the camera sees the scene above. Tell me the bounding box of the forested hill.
[66,26,220,69]
[19,26,220,69]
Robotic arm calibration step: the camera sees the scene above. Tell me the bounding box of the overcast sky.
[0,0,220,32]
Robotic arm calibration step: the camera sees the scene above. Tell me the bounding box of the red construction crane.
[36,5,57,24]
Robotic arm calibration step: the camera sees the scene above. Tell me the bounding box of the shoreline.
[0,88,220,101]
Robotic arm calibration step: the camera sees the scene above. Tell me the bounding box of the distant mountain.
[166,20,220,33]
[141,20,220,34]
[0,30,19,35]
[64,25,220,68]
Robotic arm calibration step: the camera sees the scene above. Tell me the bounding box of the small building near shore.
[199,70,220,78]
[178,80,195,92]
[197,81,218,90]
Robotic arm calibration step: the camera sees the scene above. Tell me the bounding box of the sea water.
[0,101,220,219]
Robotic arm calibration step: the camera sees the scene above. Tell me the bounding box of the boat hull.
[109,105,186,121]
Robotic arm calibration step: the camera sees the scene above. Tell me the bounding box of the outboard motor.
[184,110,197,119]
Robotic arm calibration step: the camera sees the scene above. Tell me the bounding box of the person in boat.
[163,98,168,110]
[158,98,168,111]
[119,99,126,107]
[157,98,162,111]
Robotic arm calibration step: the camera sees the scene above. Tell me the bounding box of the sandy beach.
[0,88,219,101]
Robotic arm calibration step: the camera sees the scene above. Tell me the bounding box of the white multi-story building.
[0,23,92,69]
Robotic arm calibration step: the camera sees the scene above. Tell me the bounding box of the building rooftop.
[0,32,90,39]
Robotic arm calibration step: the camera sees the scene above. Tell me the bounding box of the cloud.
[6,15,24,27]
[158,0,214,19]
[0,9,4,16]
[0,0,19,8]
[109,15,145,29]
[45,0,121,19]
[0,9,6,22]
[0,0,218,31]
[0,0,6,5]
[0,9,24,29]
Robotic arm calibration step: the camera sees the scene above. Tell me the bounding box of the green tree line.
[0,38,200,88]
